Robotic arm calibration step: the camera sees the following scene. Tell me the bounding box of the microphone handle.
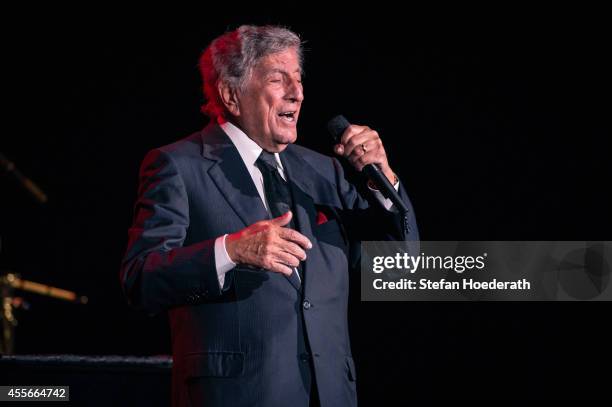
[363,163,409,215]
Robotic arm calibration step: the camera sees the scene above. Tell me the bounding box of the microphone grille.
[327,115,350,142]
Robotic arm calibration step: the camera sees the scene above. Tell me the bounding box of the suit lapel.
[200,123,270,228]
[201,124,308,293]
[280,146,327,295]
[279,147,316,243]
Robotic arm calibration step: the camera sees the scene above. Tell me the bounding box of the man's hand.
[225,211,312,276]
[333,124,396,183]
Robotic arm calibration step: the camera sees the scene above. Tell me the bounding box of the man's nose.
[285,79,304,103]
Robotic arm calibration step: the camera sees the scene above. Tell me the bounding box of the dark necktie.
[255,150,302,287]
[255,151,295,220]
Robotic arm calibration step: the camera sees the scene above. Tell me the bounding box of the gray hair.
[199,25,303,119]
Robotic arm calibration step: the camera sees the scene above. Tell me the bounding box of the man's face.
[233,48,304,152]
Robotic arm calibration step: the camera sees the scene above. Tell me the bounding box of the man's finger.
[340,124,367,145]
[344,131,378,158]
[278,227,313,249]
[274,250,301,268]
[269,260,294,276]
[350,151,383,172]
[269,211,293,227]
[280,241,308,261]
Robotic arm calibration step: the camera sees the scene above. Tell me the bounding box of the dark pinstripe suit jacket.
[120,122,419,406]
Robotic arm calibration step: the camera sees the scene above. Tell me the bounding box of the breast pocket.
[313,219,348,251]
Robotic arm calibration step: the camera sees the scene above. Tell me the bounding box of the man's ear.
[218,82,240,117]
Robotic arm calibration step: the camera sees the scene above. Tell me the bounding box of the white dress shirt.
[213,120,398,288]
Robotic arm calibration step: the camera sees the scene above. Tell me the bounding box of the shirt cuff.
[214,234,236,289]
[368,177,400,211]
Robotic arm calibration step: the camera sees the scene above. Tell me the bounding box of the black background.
[3,11,611,405]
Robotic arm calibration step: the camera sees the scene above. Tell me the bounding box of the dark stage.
[2,13,610,406]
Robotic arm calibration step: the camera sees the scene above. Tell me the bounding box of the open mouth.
[278,111,297,122]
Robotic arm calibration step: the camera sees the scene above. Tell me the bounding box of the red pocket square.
[316,211,328,225]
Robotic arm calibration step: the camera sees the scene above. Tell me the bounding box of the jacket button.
[302,300,311,310]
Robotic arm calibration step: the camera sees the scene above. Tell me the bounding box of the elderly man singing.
[121,25,418,407]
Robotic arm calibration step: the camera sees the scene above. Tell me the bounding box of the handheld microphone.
[326,115,410,215]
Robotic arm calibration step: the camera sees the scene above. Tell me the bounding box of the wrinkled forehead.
[252,48,303,76]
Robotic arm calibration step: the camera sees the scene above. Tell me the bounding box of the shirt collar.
[219,119,283,171]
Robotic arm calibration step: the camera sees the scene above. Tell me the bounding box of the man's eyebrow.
[266,68,302,76]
